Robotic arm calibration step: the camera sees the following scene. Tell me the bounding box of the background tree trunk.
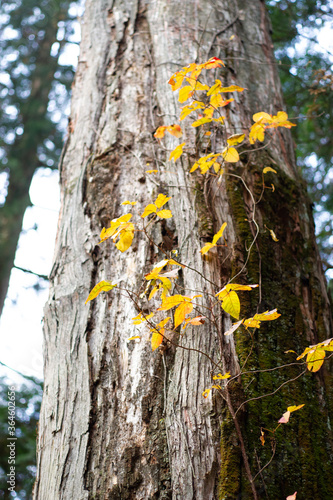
[34,1,333,499]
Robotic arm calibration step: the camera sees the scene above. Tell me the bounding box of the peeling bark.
[35,1,333,499]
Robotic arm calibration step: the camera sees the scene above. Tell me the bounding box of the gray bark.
[34,1,333,499]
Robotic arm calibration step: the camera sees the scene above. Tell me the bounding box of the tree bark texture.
[35,1,333,499]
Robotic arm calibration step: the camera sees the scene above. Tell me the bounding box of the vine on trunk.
[84,57,332,499]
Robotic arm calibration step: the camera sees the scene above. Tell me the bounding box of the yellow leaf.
[168,71,185,91]
[220,85,244,92]
[178,85,194,103]
[222,290,240,319]
[253,111,272,123]
[116,228,134,252]
[253,309,281,321]
[249,123,265,144]
[154,194,171,208]
[212,384,222,390]
[200,242,215,255]
[306,348,325,372]
[121,200,137,205]
[224,319,244,336]
[154,126,167,138]
[260,430,265,446]
[174,301,193,328]
[222,147,239,163]
[158,294,185,311]
[146,169,158,174]
[269,229,279,242]
[85,280,117,304]
[132,312,154,325]
[167,124,183,138]
[141,204,157,218]
[99,213,132,243]
[156,209,172,219]
[263,167,277,174]
[148,285,159,301]
[227,133,245,146]
[169,142,185,161]
[151,330,164,351]
[127,336,140,341]
[180,101,204,120]
[213,162,221,173]
[187,79,209,92]
[207,79,222,96]
[213,372,231,380]
[287,404,305,413]
[212,222,227,245]
[202,388,211,398]
[191,117,213,127]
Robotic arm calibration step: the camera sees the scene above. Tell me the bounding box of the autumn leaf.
[216,284,258,319]
[220,85,244,92]
[178,85,194,103]
[169,142,185,161]
[263,166,277,174]
[154,126,167,138]
[127,335,140,342]
[227,133,245,146]
[260,430,265,446]
[306,348,325,372]
[132,312,154,325]
[191,117,213,127]
[249,123,265,144]
[212,372,230,380]
[168,71,185,91]
[202,388,211,398]
[244,309,281,329]
[269,228,279,242]
[279,404,305,424]
[151,317,171,351]
[202,57,225,69]
[224,319,244,336]
[174,301,193,328]
[155,194,171,208]
[158,294,185,311]
[141,204,157,218]
[183,316,206,329]
[116,226,134,252]
[121,200,137,205]
[85,280,117,304]
[180,101,205,120]
[200,242,215,255]
[167,124,183,137]
[200,222,227,254]
[146,169,158,174]
[222,147,239,163]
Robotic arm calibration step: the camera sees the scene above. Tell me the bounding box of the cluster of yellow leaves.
[294,337,333,372]
[249,111,296,144]
[141,194,172,219]
[168,57,225,93]
[100,213,135,252]
[215,283,259,319]
[144,258,183,301]
[158,293,202,329]
[200,222,227,255]
[223,309,281,335]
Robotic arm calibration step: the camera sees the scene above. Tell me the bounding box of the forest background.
[0,0,332,498]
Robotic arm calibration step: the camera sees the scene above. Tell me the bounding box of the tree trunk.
[34,1,333,499]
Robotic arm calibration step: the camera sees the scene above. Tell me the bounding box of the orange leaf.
[167,124,183,138]
[174,301,193,328]
[202,57,225,69]
[151,330,164,351]
[154,126,167,138]
[183,316,206,329]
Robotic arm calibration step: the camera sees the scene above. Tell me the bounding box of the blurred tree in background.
[0,376,42,500]
[267,0,333,294]
[0,0,77,317]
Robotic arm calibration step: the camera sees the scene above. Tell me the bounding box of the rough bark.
[35,1,333,499]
